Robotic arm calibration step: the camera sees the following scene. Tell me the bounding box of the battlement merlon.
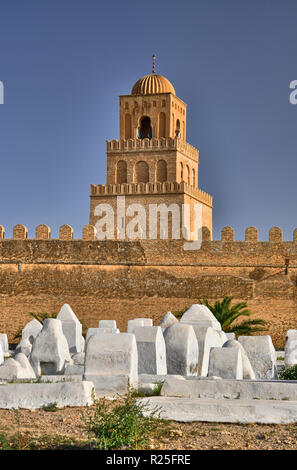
[106,137,199,163]
[1,225,296,243]
[90,181,213,208]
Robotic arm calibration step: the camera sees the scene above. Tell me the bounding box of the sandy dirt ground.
[0,406,297,450]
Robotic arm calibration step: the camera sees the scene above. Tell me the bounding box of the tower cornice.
[106,137,198,163]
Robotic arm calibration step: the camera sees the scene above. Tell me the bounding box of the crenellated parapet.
[106,137,198,161]
[0,224,98,241]
[0,224,297,272]
[36,224,51,240]
[59,224,74,240]
[245,227,258,242]
[90,181,213,208]
[220,226,286,243]
[269,226,283,243]
[221,226,234,242]
[0,224,295,243]
[13,224,28,240]
[82,224,97,241]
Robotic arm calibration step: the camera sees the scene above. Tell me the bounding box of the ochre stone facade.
[0,226,297,348]
[89,70,213,238]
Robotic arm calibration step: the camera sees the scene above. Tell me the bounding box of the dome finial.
[152,54,156,74]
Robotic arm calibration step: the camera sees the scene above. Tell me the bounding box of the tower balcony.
[90,181,212,208]
[106,137,198,162]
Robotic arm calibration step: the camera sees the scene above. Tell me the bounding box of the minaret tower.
[90,57,213,239]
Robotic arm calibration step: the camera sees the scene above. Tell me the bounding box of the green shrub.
[81,389,166,450]
[28,312,57,324]
[0,433,88,450]
[0,432,35,450]
[152,382,163,396]
[172,307,189,319]
[0,410,34,450]
[42,402,58,412]
[0,433,14,450]
[279,365,297,380]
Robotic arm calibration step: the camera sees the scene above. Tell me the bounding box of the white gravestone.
[30,318,72,376]
[84,332,138,396]
[86,327,119,344]
[57,304,83,354]
[15,337,32,357]
[208,347,243,380]
[98,320,117,329]
[22,318,42,344]
[133,326,167,375]
[285,330,297,367]
[127,318,153,334]
[180,304,221,331]
[163,323,199,376]
[238,335,277,380]
[0,342,3,365]
[0,353,36,380]
[190,326,224,376]
[0,334,8,354]
[223,339,255,379]
[159,312,178,330]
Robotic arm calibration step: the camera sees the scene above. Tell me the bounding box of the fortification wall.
[0,223,297,348]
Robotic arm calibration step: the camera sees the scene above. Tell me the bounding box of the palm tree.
[198,296,267,336]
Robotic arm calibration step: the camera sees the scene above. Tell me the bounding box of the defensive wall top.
[0,224,296,243]
[0,225,297,267]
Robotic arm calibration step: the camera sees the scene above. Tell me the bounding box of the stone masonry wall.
[0,224,297,348]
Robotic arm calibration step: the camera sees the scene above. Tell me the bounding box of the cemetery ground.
[0,401,297,450]
[1,303,297,451]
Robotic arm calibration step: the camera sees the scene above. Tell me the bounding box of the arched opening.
[175,119,181,138]
[138,116,152,139]
[125,114,132,139]
[186,165,190,184]
[156,160,167,182]
[158,112,166,138]
[135,161,149,183]
[116,160,127,184]
[192,168,195,187]
[180,162,183,182]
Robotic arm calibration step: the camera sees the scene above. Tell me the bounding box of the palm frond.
[197,296,267,336]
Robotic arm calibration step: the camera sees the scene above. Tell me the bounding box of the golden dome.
[131,74,175,96]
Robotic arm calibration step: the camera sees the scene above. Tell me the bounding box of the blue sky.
[0,0,297,240]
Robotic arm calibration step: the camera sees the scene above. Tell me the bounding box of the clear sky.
[0,0,297,240]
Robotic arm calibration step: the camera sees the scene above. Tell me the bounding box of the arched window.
[175,119,181,138]
[135,161,149,183]
[158,112,166,138]
[186,165,190,184]
[180,162,183,181]
[125,114,132,139]
[138,116,152,139]
[192,168,195,187]
[192,168,196,186]
[116,160,127,184]
[156,160,167,182]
